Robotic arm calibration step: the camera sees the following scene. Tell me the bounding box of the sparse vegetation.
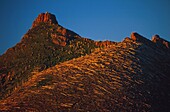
[0,13,169,111]
[36,75,53,88]
[0,23,99,99]
[0,38,169,111]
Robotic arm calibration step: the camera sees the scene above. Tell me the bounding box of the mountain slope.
[0,33,169,111]
[0,12,114,99]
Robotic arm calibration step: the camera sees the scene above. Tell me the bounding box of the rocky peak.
[152,35,169,48]
[130,32,153,44]
[32,12,58,28]
[131,32,144,41]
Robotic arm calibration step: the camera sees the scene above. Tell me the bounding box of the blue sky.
[0,0,170,54]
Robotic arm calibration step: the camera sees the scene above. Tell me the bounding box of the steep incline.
[0,12,114,99]
[0,33,169,111]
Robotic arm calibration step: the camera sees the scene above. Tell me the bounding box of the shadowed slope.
[0,34,169,111]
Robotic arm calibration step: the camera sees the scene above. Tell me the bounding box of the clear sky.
[0,0,170,54]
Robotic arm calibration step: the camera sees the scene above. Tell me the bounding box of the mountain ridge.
[0,34,170,111]
[0,12,115,99]
[0,12,170,111]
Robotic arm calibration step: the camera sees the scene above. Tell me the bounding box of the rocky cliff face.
[32,12,58,28]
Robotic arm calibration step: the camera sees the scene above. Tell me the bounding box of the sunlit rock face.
[95,40,115,47]
[130,32,151,43]
[32,12,58,28]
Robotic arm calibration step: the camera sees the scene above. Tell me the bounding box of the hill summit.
[32,12,58,28]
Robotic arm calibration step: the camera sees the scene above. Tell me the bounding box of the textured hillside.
[0,12,114,99]
[0,33,169,111]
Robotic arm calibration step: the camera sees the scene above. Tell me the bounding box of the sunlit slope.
[0,35,170,111]
[0,13,115,99]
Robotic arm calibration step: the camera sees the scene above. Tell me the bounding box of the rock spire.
[32,12,58,28]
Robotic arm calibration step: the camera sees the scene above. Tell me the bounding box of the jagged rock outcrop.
[130,32,151,43]
[95,40,116,47]
[32,12,58,28]
[152,35,170,48]
[131,32,142,41]
[131,32,170,50]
